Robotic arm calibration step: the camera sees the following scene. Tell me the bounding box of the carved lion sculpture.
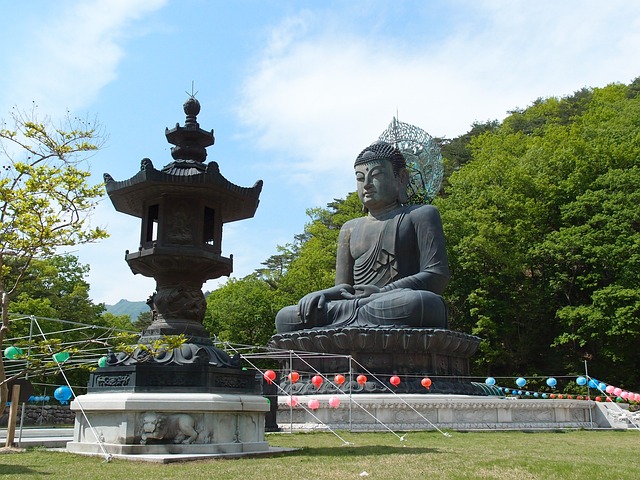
[139,412,199,445]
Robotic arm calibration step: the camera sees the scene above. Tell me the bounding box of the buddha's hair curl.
[354,141,406,175]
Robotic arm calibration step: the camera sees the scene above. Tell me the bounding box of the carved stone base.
[276,394,596,431]
[88,363,260,394]
[67,392,270,456]
[269,327,481,395]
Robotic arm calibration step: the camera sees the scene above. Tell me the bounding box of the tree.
[435,80,640,385]
[0,106,107,417]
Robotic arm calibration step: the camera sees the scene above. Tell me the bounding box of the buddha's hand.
[297,285,352,323]
[341,284,380,299]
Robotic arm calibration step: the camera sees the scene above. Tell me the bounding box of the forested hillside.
[205,79,640,388]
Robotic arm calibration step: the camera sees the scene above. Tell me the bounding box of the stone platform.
[67,392,270,456]
[276,394,600,431]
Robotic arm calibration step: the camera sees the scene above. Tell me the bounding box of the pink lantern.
[613,387,622,396]
[308,398,320,410]
[286,396,299,407]
[620,391,629,400]
[390,375,401,387]
[605,385,615,394]
[328,396,341,408]
[263,370,276,384]
[634,393,640,402]
[311,375,323,388]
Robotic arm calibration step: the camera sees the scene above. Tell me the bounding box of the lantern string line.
[31,316,112,462]
[222,342,352,446]
[349,357,452,438]
[585,376,640,430]
[278,348,407,442]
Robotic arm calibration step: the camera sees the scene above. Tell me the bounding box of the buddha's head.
[354,142,409,211]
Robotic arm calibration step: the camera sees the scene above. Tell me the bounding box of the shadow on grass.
[288,445,439,457]
[0,465,47,476]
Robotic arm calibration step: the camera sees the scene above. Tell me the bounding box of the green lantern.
[52,351,70,363]
[97,356,108,368]
[4,346,23,359]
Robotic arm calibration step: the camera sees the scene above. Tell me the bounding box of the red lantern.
[356,374,367,385]
[557,394,563,399]
[288,371,300,383]
[334,374,346,385]
[263,370,276,384]
[390,375,401,387]
[421,377,432,389]
[311,375,323,388]
[595,396,602,402]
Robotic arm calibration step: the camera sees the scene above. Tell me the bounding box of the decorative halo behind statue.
[378,117,443,204]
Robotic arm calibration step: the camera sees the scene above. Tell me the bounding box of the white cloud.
[237,1,640,204]
[1,0,167,117]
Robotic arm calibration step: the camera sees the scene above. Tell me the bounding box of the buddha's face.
[355,159,402,212]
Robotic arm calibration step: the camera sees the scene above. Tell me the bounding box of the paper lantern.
[329,396,341,408]
[620,391,629,399]
[550,394,556,399]
[356,374,367,385]
[54,386,72,405]
[485,377,496,386]
[606,385,615,394]
[598,382,607,391]
[389,375,401,387]
[576,376,587,386]
[4,346,23,359]
[311,375,323,388]
[308,398,320,410]
[52,351,70,363]
[334,374,346,385]
[546,377,557,388]
[613,387,622,396]
[516,377,526,388]
[286,396,299,407]
[288,371,300,383]
[595,396,602,402]
[263,370,276,384]
[421,377,432,389]
[97,356,108,368]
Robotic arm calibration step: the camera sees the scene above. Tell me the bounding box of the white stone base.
[276,394,601,431]
[67,392,270,456]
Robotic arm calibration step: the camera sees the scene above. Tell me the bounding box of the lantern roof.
[104,97,262,223]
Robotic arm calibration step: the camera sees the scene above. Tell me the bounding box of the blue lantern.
[54,386,73,405]
[598,382,607,391]
[576,376,587,386]
[533,392,539,398]
[542,393,548,399]
[485,377,496,386]
[587,379,598,388]
[546,377,557,388]
[516,377,526,388]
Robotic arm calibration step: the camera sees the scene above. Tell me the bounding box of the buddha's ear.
[398,168,410,203]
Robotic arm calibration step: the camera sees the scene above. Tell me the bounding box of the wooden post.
[4,384,20,447]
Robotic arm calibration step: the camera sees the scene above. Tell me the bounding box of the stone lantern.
[105,96,262,348]
[67,97,271,458]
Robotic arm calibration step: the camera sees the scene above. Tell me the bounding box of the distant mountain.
[105,299,149,321]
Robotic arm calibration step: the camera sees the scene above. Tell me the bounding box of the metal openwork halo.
[378,117,443,204]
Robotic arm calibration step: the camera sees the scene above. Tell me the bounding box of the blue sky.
[2,0,639,305]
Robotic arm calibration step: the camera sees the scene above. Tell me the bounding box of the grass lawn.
[0,430,638,479]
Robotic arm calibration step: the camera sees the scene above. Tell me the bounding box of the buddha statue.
[275,141,449,333]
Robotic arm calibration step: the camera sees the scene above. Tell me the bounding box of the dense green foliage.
[0,107,109,411]
[435,80,640,386]
[206,79,640,389]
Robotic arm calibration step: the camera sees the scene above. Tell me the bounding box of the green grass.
[1,430,638,479]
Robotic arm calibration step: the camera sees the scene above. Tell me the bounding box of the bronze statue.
[275,141,449,333]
